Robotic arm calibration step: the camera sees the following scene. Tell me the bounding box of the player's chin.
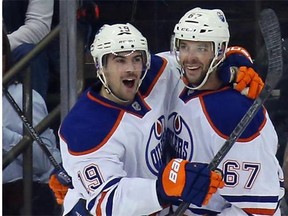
[185,76,201,86]
[122,90,137,101]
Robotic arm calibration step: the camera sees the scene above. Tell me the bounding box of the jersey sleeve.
[7,0,54,50]
[215,115,284,215]
[201,92,285,215]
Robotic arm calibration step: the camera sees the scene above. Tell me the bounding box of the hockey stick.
[173,8,283,216]
[3,87,72,185]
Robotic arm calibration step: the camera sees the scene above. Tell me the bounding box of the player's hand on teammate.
[156,158,224,207]
[233,66,264,99]
[49,168,73,205]
[219,46,264,99]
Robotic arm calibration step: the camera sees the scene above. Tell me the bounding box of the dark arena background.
[3,0,288,215]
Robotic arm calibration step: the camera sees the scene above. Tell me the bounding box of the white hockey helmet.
[173,8,230,89]
[91,23,150,73]
[90,23,151,102]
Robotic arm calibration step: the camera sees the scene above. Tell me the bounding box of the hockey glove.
[156,159,224,207]
[233,66,264,99]
[49,167,73,205]
[219,46,254,84]
[219,46,264,99]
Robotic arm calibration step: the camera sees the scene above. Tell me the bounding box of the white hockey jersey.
[59,54,179,216]
[167,82,285,215]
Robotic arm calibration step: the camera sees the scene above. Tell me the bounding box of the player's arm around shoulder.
[219,46,264,99]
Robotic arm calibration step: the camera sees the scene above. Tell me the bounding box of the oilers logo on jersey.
[145,115,166,175]
[166,112,193,161]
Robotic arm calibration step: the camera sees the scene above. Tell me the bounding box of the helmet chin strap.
[97,70,131,104]
[176,47,225,91]
[182,56,220,90]
[97,67,149,104]
[104,86,131,104]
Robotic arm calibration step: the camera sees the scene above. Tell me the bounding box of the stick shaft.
[3,87,62,170]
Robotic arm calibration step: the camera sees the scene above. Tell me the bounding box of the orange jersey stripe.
[96,191,108,216]
[243,207,276,215]
[142,57,168,98]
